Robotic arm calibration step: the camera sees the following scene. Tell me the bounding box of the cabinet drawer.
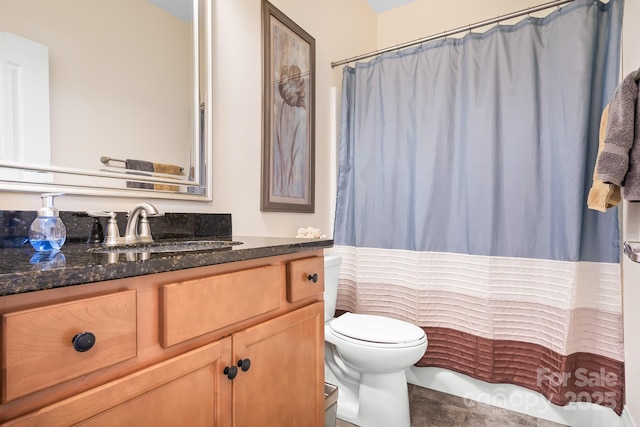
[287,257,324,303]
[162,264,281,347]
[1,290,137,403]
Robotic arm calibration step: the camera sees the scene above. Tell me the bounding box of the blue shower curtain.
[334,0,624,414]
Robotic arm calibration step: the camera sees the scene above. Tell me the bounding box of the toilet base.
[326,365,412,427]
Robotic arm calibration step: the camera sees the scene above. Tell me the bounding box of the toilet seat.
[329,313,426,347]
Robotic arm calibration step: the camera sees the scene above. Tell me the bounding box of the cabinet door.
[232,302,324,427]
[3,339,233,427]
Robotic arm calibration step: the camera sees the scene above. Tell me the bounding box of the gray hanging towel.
[125,159,154,189]
[596,69,640,200]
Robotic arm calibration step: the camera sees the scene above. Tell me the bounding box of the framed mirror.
[0,0,211,200]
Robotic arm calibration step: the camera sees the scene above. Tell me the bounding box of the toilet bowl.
[324,255,428,427]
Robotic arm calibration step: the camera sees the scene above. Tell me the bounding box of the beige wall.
[376,0,538,46]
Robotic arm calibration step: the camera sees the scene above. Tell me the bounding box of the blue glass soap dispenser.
[29,192,67,251]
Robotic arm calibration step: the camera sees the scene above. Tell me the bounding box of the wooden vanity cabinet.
[0,250,326,426]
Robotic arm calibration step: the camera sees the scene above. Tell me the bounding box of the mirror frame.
[0,0,212,201]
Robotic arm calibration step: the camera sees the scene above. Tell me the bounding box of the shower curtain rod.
[331,0,575,68]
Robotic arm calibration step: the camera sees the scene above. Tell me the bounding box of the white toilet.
[324,255,428,427]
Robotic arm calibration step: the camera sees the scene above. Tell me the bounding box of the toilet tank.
[324,255,342,321]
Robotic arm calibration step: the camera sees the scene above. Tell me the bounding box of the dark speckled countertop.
[0,236,333,297]
[0,211,333,297]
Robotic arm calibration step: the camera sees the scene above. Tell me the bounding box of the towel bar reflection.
[100,156,125,165]
[623,241,640,262]
[100,156,184,173]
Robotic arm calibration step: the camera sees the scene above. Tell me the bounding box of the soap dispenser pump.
[29,193,67,251]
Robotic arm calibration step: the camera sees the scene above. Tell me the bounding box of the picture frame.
[261,1,315,213]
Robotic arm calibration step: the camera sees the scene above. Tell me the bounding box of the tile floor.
[334,385,568,427]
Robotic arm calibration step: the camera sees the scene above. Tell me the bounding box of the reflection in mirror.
[0,0,210,199]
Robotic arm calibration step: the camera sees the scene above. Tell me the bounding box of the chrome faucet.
[89,203,163,247]
[124,203,163,244]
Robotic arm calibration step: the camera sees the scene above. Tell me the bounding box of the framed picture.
[261,1,315,213]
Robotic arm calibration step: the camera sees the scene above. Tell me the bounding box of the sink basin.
[87,240,242,254]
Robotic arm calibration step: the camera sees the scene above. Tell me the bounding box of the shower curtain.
[333,0,624,415]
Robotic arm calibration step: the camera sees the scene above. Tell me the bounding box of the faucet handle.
[138,211,154,243]
[101,212,124,247]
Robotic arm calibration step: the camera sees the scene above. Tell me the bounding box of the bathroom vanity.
[0,231,332,426]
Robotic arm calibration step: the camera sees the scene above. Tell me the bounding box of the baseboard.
[406,366,624,427]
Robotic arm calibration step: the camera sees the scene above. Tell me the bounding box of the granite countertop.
[0,236,333,297]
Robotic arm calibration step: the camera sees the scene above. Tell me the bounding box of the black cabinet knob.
[71,332,96,352]
[238,358,251,372]
[224,366,238,380]
[307,273,318,283]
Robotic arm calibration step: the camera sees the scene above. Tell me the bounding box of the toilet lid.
[329,313,425,344]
